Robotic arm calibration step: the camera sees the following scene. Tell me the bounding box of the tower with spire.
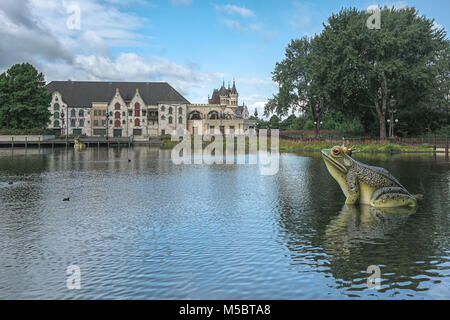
[209,79,239,106]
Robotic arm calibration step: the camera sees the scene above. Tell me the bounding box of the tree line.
[265,7,450,138]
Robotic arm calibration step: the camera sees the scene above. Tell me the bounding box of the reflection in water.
[324,205,416,257]
[0,148,448,299]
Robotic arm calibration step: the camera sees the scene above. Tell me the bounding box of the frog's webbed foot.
[370,187,417,208]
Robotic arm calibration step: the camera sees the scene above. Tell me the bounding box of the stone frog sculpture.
[321,144,418,208]
[74,136,86,150]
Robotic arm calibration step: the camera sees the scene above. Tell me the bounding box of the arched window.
[168,116,173,124]
[54,112,59,119]
[54,120,60,127]
[54,103,60,111]
[135,102,140,117]
[114,120,121,127]
[79,119,85,127]
[189,111,201,120]
[115,103,121,110]
[178,116,182,124]
[178,107,182,114]
[208,111,219,120]
[160,105,165,112]
[70,109,76,117]
[79,109,84,117]
[115,111,120,119]
[161,115,166,120]
[168,106,173,114]
[135,118,140,127]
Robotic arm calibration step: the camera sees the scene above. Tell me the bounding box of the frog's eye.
[332,147,341,156]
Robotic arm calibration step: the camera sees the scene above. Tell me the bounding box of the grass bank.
[161,135,434,153]
[279,139,433,153]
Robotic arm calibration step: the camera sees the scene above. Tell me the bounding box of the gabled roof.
[46,81,190,107]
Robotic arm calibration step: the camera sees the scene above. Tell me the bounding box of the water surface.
[0,147,448,299]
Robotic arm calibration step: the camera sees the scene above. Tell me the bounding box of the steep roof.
[46,81,190,107]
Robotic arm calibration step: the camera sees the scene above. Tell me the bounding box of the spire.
[231,78,237,95]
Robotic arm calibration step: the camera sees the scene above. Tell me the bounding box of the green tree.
[311,7,448,138]
[265,37,324,137]
[269,114,280,129]
[268,7,449,139]
[0,63,51,130]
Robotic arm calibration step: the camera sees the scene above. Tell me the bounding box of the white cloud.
[0,0,220,98]
[215,4,255,18]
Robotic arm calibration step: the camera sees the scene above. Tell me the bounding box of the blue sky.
[0,0,449,117]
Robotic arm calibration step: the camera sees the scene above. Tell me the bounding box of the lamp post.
[315,105,322,138]
[60,111,65,138]
[106,111,110,140]
[389,97,397,138]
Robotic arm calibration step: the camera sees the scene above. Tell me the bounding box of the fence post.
[446,136,449,159]
[433,134,436,154]
[11,137,14,149]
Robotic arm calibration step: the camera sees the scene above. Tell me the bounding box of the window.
[94,120,99,126]
[54,103,60,111]
[161,129,165,135]
[178,116,182,124]
[135,103,140,117]
[71,119,76,127]
[54,112,59,119]
[133,129,142,136]
[122,111,126,116]
[178,107,182,114]
[70,109,76,117]
[114,120,121,127]
[142,110,146,116]
[115,103,120,110]
[102,120,106,127]
[161,115,166,120]
[73,129,82,135]
[168,116,173,124]
[160,105,165,112]
[210,126,214,134]
[168,106,173,114]
[79,119,85,127]
[93,129,106,136]
[115,111,120,119]
[54,120,60,127]
[135,118,140,127]
[79,109,84,117]
[128,110,132,116]
[122,120,126,125]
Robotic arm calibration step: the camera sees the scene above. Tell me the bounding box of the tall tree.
[268,7,449,139]
[312,7,447,138]
[0,63,51,130]
[265,37,324,137]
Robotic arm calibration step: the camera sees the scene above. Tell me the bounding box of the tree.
[311,7,448,138]
[0,63,51,130]
[254,108,259,118]
[265,37,324,137]
[269,114,280,129]
[268,7,449,139]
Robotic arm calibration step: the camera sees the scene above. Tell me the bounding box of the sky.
[0,0,449,118]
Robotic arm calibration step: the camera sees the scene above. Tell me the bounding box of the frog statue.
[321,141,418,208]
[73,136,86,150]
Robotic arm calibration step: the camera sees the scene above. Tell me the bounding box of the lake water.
[0,147,448,299]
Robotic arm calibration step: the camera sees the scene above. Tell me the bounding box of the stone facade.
[46,80,256,139]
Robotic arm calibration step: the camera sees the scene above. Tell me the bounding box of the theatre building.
[46,80,256,139]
